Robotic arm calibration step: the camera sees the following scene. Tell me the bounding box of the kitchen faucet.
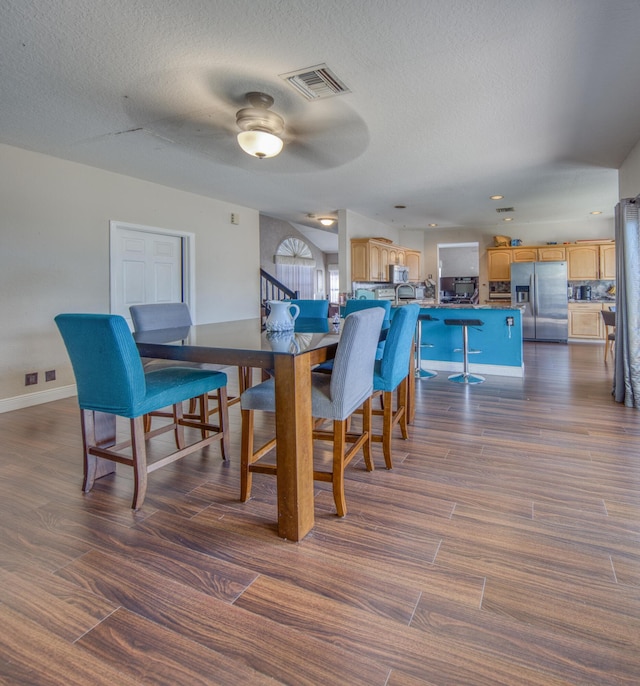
[394,282,403,306]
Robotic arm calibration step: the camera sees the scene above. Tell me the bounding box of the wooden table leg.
[273,352,315,541]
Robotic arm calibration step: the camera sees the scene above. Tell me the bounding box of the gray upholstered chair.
[130,302,194,333]
[240,307,385,516]
[129,303,243,428]
[55,313,229,509]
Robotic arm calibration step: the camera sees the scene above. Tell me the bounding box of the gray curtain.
[613,196,640,408]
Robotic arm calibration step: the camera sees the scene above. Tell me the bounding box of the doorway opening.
[437,242,479,303]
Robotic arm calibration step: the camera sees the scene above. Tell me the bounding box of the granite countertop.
[397,300,524,310]
[568,299,615,304]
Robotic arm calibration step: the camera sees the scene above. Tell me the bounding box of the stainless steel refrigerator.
[511,261,568,342]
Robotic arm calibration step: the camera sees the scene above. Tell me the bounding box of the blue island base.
[412,305,524,378]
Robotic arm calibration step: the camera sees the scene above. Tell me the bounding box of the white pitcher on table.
[265,300,300,332]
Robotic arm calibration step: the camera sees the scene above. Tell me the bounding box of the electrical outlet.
[506,316,514,326]
[25,372,38,386]
[45,369,56,382]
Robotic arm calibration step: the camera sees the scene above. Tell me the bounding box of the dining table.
[133,316,340,541]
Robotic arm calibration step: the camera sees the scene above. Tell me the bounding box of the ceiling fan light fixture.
[236,92,285,159]
[319,217,335,226]
[237,130,283,159]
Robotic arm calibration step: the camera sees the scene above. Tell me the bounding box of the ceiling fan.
[123,70,369,172]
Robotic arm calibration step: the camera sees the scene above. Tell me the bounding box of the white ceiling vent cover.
[280,64,350,100]
[496,207,515,213]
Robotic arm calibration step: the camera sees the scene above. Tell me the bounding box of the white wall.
[439,245,479,277]
[0,144,260,408]
[620,137,640,199]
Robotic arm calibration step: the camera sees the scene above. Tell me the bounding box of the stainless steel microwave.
[388,265,409,283]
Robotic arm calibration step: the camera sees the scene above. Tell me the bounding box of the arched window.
[275,237,316,298]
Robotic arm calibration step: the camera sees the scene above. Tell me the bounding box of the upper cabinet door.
[405,250,421,280]
[487,250,512,280]
[600,244,616,279]
[512,247,537,262]
[566,245,599,279]
[537,246,566,261]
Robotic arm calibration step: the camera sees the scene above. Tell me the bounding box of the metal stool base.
[448,372,485,384]
[444,318,485,386]
[415,318,437,380]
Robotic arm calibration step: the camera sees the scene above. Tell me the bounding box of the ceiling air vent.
[280,64,350,100]
[496,207,515,213]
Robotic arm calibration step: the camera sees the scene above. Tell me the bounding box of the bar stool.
[415,313,438,379]
[444,319,485,384]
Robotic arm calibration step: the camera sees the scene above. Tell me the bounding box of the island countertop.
[396,300,524,311]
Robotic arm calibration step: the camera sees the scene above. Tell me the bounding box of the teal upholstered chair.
[344,298,392,323]
[371,304,420,469]
[240,307,385,516]
[314,300,390,374]
[55,313,230,509]
[283,299,329,319]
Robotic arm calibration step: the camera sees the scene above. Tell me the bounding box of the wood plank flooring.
[1,341,639,685]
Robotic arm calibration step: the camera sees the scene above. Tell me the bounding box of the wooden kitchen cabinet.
[351,238,421,282]
[566,243,615,279]
[566,245,600,279]
[512,247,538,262]
[487,249,512,280]
[351,239,376,281]
[388,247,405,266]
[600,243,616,279]
[511,246,566,262]
[568,303,604,339]
[537,246,566,261]
[488,241,613,286]
[404,249,421,280]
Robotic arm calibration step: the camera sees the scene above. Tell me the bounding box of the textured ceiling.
[2,0,640,243]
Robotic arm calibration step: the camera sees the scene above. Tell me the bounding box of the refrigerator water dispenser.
[515,285,529,303]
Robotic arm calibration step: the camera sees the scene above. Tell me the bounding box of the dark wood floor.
[1,342,639,685]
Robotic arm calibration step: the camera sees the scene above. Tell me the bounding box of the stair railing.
[260,269,298,316]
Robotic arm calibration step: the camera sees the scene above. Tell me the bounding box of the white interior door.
[110,221,191,324]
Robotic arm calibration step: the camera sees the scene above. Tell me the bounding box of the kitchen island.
[404,303,524,377]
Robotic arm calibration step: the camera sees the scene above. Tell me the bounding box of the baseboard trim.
[419,361,524,378]
[0,385,77,414]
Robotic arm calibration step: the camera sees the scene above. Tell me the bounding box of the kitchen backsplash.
[568,280,615,301]
[490,279,615,301]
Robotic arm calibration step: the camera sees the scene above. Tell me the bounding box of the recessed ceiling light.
[503,217,513,222]
[428,223,438,227]
[490,195,504,200]
[590,210,602,215]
